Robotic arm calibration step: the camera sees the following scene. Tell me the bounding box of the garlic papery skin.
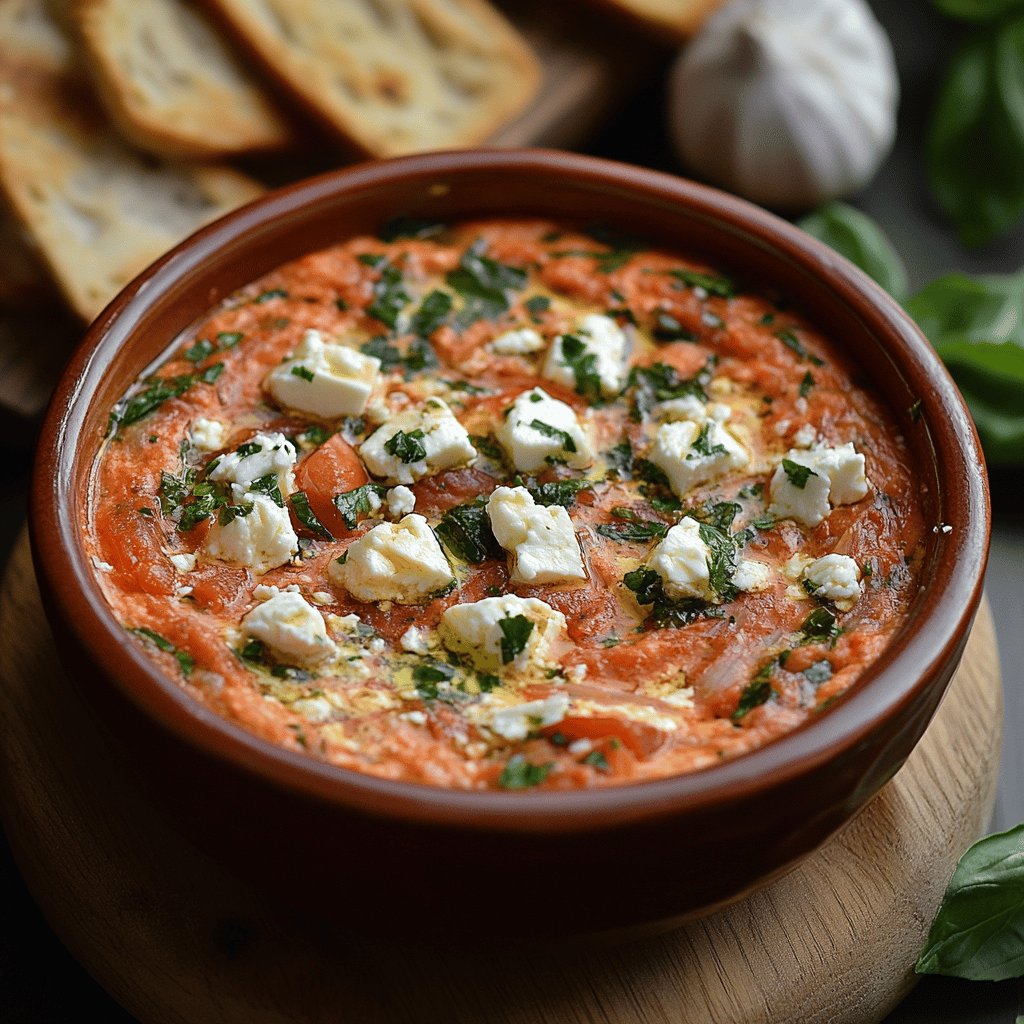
[667,0,898,209]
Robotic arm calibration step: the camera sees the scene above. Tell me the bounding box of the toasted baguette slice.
[0,12,264,322]
[580,0,726,40]
[204,0,542,157]
[0,0,75,67]
[71,0,295,159]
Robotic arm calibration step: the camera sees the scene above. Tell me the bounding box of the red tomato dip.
[88,219,925,790]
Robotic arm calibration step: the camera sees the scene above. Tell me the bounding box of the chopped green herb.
[690,422,728,458]
[410,289,452,337]
[524,295,551,320]
[115,374,196,428]
[335,298,349,311]
[446,239,527,328]
[670,268,736,297]
[799,607,843,647]
[367,263,411,329]
[527,478,590,508]
[498,755,552,790]
[383,428,427,464]
[529,418,577,453]
[290,365,315,382]
[696,520,739,601]
[759,312,776,326]
[477,673,500,693]
[333,483,386,529]
[799,371,815,398]
[606,437,634,475]
[583,750,611,772]
[732,661,774,721]
[216,330,244,348]
[129,626,193,676]
[498,615,534,664]
[357,252,385,267]
[183,338,215,363]
[360,336,403,372]
[627,360,713,421]
[248,472,284,507]
[469,434,504,461]
[254,287,288,303]
[781,458,816,489]
[299,424,333,447]
[413,661,454,699]
[776,328,825,366]
[217,502,253,527]
[289,491,333,540]
[435,500,500,563]
[596,519,668,542]
[138,506,154,517]
[558,334,604,403]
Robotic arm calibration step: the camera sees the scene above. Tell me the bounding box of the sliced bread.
[71,0,296,160]
[0,7,264,321]
[578,0,726,41]
[203,0,542,157]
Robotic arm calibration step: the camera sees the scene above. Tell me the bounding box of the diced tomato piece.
[294,435,368,536]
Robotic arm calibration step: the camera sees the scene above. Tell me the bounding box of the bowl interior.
[36,149,989,829]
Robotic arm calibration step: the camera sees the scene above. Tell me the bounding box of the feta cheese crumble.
[648,418,748,498]
[644,517,713,602]
[490,327,545,355]
[359,398,476,485]
[486,485,586,585]
[769,443,870,527]
[802,553,862,610]
[386,485,416,518]
[207,431,297,499]
[495,387,593,473]
[542,313,629,398]
[189,418,227,452]
[329,514,453,603]
[264,329,381,419]
[204,494,298,574]
[488,693,570,741]
[241,589,338,666]
[439,594,566,674]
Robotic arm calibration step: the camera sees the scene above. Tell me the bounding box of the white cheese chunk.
[648,418,748,498]
[495,387,593,473]
[386,485,416,518]
[542,314,628,398]
[264,329,380,419]
[439,594,566,674]
[645,517,713,602]
[654,393,708,423]
[733,559,773,593]
[189,418,227,452]
[488,693,570,741]
[329,514,453,604]
[169,552,197,573]
[486,486,586,586]
[204,494,298,574]
[359,398,476,485]
[490,327,545,355]
[802,553,862,611]
[769,443,869,527]
[207,431,297,499]
[399,625,430,655]
[242,589,337,666]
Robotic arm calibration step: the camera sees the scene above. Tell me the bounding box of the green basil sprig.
[917,822,1024,980]
[928,9,1024,246]
[798,201,909,300]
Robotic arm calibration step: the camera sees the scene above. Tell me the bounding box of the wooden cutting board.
[0,530,1003,1024]
[0,1,662,424]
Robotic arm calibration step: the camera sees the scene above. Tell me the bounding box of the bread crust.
[574,0,727,41]
[201,0,542,158]
[71,0,295,160]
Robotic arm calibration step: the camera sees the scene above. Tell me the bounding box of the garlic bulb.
[667,0,898,209]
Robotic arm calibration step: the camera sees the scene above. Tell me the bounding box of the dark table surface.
[2,2,1022,1021]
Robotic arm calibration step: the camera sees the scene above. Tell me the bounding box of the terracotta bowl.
[31,150,990,941]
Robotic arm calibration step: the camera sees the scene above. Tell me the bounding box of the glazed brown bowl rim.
[32,148,990,833]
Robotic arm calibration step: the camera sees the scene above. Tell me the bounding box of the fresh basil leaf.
[116,374,194,427]
[776,328,824,366]
[499,755,552,789]
[183,338,215,363]
[582,750,610,772]
[498,615,534,664]
[652,312,697,342]
[333,483,386,530]
[782,458,815,488]
[732,661,774,722]
[413,661,454,700]
[289,491,334,540]
[435,501,500,563]
[798,202,909,300]
[524,295,550,319]
[129,626,193,676]
[934,0,1024,24]
[669,268,736,297]
[906,270,1024,463]
[627,360,712,421]
[799,371,815,398]
[690,422,727,458]
[559,334,604,404]
[446,240,527,327]
[527,478,590,508]
[253,288,288,303]
[529,418,577,453]
[928,15,1024,246]
[799,607,843,646]
[697,520,739,601]
[917,822,1024,979]
[248,473,284,507]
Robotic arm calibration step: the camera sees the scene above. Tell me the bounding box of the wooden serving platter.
[0,530,1003,1024]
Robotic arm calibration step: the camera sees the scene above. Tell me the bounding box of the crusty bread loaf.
[578,0,726,40]
[203,0,542,157]
[71,0,295,159]
[0,2,264,322]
